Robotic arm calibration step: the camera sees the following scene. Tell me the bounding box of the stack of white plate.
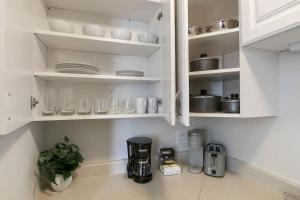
[56,63,100,74]
[116,70,144,77]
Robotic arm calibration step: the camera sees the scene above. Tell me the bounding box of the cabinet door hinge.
[31,96,39,110]
[158,98,163,106]
[157,11,163,21]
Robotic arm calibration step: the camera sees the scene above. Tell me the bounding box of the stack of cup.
[136,97,158,114]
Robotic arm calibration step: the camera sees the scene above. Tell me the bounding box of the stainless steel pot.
[221,94,240,113]
[190,54,219,72]
[190,90,221,113]
[206,18,239,32]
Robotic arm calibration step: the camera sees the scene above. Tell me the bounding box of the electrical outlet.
[176,132,189,152]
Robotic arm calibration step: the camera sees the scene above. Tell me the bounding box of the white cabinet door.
[241,0,300,46]
[160,0,176,126]
[175,0,189,126]
[0,0,34,135]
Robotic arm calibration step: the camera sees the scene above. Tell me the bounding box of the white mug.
[136,98,147,114]
[147,97,158,113]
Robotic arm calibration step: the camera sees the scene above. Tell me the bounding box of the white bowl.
[49,19,74,34]
[82,24,105,37]
[137,32,158,44]
[111,28,132,40]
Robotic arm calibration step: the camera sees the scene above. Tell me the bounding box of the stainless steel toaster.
[204,143,226,177]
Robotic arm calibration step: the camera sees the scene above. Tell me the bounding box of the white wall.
[43,118,209,163]
[0,123,44,200]
[208,52,300,185]
[42,53,300,186]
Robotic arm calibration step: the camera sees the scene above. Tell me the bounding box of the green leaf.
[62,171,71,180]
[69,144,80,152]
[64,136,69,143]
[55,143,67,149]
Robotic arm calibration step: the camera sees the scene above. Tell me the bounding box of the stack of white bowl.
[48,20,159,43]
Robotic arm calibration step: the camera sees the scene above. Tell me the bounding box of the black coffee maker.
[127,137,152,184]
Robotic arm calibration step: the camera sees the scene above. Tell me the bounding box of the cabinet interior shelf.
[189,112,241,118]
[189,28,239,55]
[45,0,161,22]
[34,30,160,57]
[34,72,160,83]
[33,113,164,122]
[189,68,240,81]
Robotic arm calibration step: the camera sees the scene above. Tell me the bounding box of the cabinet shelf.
[45,0,161,22]
[189,112,241,118]
[34,30,160,57]
[34,72,160,83]
[189,68,240,81]
[189,28,239,55]
[33,113,164,122]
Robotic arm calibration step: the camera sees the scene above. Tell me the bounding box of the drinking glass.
[60,88,75,115]
[123,98,135,114]
[94,99,108,115]
[41,88,57,115]
[109,98,120,114]
[147,97,158,113]
[77,97,92,115]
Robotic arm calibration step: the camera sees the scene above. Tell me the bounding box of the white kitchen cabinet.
[0,0,35,135]
[176,0,279,126]
[241,0,300,51]
[0,0,176,135]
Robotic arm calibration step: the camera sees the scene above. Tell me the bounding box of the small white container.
[136,98,147,114]
[82,24,105,37]
[111,28,132,40]
[48,19,74,33]
[137,32,158,44]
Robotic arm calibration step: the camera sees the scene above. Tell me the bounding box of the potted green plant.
[37,136,84,192]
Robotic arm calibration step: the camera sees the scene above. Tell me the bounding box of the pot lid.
[222,99,240,103]
[191,90,221,98]
[191,57,219,62]
[222,93,240,102]
[188,129,204,137]
[190,53,219,62]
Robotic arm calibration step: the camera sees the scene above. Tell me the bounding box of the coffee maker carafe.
[127,137,152,184]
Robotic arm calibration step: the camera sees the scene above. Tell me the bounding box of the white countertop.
[38,167,282,200]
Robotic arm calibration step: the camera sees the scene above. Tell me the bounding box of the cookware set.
[190,90,240,114]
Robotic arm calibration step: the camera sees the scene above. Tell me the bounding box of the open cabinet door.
[160,0,176,126]
[0,0,34,135]
[175,0,190,126]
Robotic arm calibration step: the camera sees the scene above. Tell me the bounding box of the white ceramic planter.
[50,174,72,192]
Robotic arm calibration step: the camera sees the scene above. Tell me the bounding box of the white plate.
[56,64,100,72]
[56,63,98,68]
[56,68,100,74]
[56,66,99,71]
[116,70,144,77]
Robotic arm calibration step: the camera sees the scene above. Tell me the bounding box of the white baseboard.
[74,153,300,197]
[75,151,189,179]
[74,159,128,179]
[226,156,300,196]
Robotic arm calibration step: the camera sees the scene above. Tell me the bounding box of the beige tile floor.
[38,168,282,200]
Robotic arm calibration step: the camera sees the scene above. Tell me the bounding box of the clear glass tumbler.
[109,98,120,114]
[123,98,135,114]
[77,97,92,115]
[60,88,75,115]
[41,88,57,116]
[94,99,108,115]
